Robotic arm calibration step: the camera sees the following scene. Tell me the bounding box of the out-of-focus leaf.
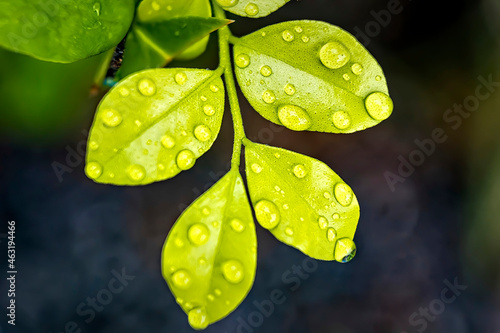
[85,68,225,185]
[244,139,359,262]
[138,0,213,60]
[162,169,257,330]
[233,20,393,133]
[0,0,135,63]
[215,0,290,18]
[117,17,230,79]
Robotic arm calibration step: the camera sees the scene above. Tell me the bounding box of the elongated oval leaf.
[117,17,231,79]
[233,20,393,133]
[85,68,225,185]
[162,169,257,330]
[0,0,135,63]
[137,0,213,61]
[244,139,359,261]
[215,0,290,18]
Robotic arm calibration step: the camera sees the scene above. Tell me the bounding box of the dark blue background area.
[1,0,499,332]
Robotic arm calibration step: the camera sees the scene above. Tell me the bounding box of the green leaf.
[162,169,257,330]
[244,139,359,262]
[137,0,213,60]
[85,68,225,185]
[0,0,135,63]
[215,0,290,18]
[233,20,393,133]
[117,17,230,79]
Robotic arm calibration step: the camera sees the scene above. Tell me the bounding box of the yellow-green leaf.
[138,0,213,60]
[0,0,135,63]
[85,68,225,185]
[215,0,290,18]
[233,20,393,133]
[162,169,257,330]
[244,139,359,262]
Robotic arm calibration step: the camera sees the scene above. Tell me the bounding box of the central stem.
[214,4,246,168]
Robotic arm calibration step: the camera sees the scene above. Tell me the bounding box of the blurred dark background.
[1,0,499,332]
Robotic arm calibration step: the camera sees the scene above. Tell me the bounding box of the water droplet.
[251,163,263,174]
[174,237,184,247]
[261,32,266,37]
[351,63,363,75]
[230,219,245,232]
[199,257,207,265]
[202,207,211,215]
[318,216,328,230]
[327,228,337,242]
[118,87,130,97]
[89,141,99,151]
[176,298,184,304]
[185,302,193,310]
[212,221,220,228]
[334,238,356,263]
[172,269,192,289]
[245,3,259,16]
[277,105,311,131]
[216,0,238,6]
[293,164,307,178]
[282,204,289,210]
[319,41,350,69]
[143,149,149,155]
[274,185,281,192]
[200,95,208,102]
[151,1,160,11]
[175,72,187,85]
[135,120,142,127]
[375,75,382,81]
[284,83,296,96]
[334,183,353,206]
[177,150,196,170]
[146,139,152,145]
[262,90,276,104]
[282,30,294,42]
[285,227,294,236]
[203,104,216,116]
[207,294,215,301]
[128,165,146,182]
[222,260,244,284]
[294,26,303,33]
[255,200,280,229]
[101,108,122,127]
[235,53,250,68]
[274,153,280,158]
[188,307,208,330]
[343,74,350,81]
[260,65,272,77]
[158,163,165,171]
[188,223,210,246]
[86,162,102,179]
[210,84,219,92]
[324,192,331,199]
[301,36,310,43]
[137,78,156,96]
[332,213,340,220]
[194,125,212,142]
[93,2,101,16]
[332,111,351,129]
[161,135,175,148]
[214,289,222,296]
[365,92,393,121]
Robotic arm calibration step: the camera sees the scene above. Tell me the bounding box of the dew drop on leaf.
[301,36,309,43]
[230,218,245,232]
[292,164,307,178]
[334,183,353,206]
[332,213,340,220]
[282,30,294,42]
[365,92,393,120]
[188,307,208,330]
[161,135,175,149]
[284,83,296,96]
[334,238,356,263]
[251,163,263,174]
[262,90,276,104]
[327,228,337,242]
[216,0,238,7]
[89,141,99,151]
[332,111,351,129]
[375,75,382,81]
[207,294,215,301]
[172,269,192,289]
[343,74,350,81]
[235,53,250,68]
[203,104,216,116]
[294,26,303,33]
[137,78,157,96]
[277,105,311,131]
[244,3,259,16]
[101,108,122,127]
[188,223,210,246]
[285,227,294,236]
[351,63,363,75]
[176,150,196,170]
[128,164,146,182]
[260,65,272,77]
[175,72,188,85]
[210,84,219,93]
[194,125,212,142]
[86,162,102,179]
[318,216,328,230]
[319,41,350,69]
[118,87,130,97]
[221,260,244,284]
[255,200,280,229]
